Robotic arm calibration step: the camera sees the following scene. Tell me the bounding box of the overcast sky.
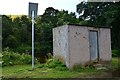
[0,0,83,15]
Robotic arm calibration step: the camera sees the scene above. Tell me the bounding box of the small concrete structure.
[53,24,111,69]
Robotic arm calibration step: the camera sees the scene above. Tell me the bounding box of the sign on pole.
[28,2,38,70]
[29,2,38,18]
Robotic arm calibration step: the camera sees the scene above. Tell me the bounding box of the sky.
[0,0,83,15]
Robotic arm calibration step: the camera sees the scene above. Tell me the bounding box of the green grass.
[111,57,119,70]
[2,64,100,78]
[2,58,119,78]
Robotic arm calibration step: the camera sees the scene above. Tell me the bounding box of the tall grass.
[2,48,39,66]
[38,58,68,71]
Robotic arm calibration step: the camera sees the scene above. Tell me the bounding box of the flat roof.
[67,24,111,29]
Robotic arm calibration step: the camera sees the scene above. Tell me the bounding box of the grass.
[2,57,119,78]
[2,65,99,78]
[111,57,119,70]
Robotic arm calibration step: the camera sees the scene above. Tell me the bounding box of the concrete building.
[53,24,111,69]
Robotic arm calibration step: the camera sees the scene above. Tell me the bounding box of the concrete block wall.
[68,26,90,68]
[53,24,111,69]
[99,28,112,61]
[53,25,69,67]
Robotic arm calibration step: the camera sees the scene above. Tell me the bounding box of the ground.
[2,57,120,78]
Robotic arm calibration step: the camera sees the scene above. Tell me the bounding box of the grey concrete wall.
[68,25,111,68]
[53,25,69,67]
[53,24,111,69]
[68,26,90,68]
[99,28,111,62]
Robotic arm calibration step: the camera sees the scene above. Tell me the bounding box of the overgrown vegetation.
[2,58,119,78]
[112,49,120,57]
[2,2,120,60]
[77,2,120,49]
[1,1,120,78]
[2,48,39,66]
[38,58,68,71]
[2,8,80,56]
[72,64,96,72]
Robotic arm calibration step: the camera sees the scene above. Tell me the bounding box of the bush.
[72,64,96,72]
[112,49,120,57]
[2,50,39,66]
[55,66,68,71]
[2,51,21,66]
[46,58,61,68]
[15,45,31,54]
[72,65,83,72]
[20,53,38,64]
[37,64,45,68]
[38,58,68,71]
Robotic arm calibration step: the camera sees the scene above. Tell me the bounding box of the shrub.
[72,64,96,72]
[37,64,45,68]
[112,49,120,57]
[15,45,31,54]
[46,58,60,68]
[72,65,83,72]
[2,51,21,66]
[20,53,32,64]
[2,50,39,66]
[38,53,47,63]
[55,66,68,71]
[38,58,68,71]
[47,58,68,70]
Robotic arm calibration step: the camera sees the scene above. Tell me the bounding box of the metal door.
[89,31,99,61]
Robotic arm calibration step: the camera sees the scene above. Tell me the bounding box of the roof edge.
[67,24,111,29]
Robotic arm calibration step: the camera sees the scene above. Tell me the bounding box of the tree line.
[77,2,120,49]
[2,2,120,57]
[2,7,80,55]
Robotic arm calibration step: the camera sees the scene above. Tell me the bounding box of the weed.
[38,58,68,71]
[112,49,120,57]
[2,50,39,66]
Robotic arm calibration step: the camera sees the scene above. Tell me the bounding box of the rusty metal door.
[89,31,99,61]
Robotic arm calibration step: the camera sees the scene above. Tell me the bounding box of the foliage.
[5,35,18,48]
[2,15,32,53]
[2,7,80,55]
[112,49,120,57]
[2,7,80,59]
[57,10,80,26]
[77,2,120,49]
[38,58,68,71]
[14,44,31,54]
[2,15,14,48]
[2,58,119,78]
[35,7,80,55]
[46,58,61,68]
[2,48,39,66]
[2,64,97,78]
[3,3,120,60]
[72,64,96,72]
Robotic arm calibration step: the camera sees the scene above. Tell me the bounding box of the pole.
[32,11,34,70]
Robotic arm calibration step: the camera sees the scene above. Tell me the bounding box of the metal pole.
[32,11,34,70]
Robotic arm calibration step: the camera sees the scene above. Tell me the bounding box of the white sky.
[0,0,82,15]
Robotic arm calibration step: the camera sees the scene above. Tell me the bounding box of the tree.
[2,15,14,48]
[77,2,120,49]
[41,7,59,27]
[12,15,32,53]
[57,10,80,26]
[2,7,81,55]
[35,7,80,54]
[6,35,18,48]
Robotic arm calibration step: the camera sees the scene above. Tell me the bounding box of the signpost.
[29,2,38,70]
